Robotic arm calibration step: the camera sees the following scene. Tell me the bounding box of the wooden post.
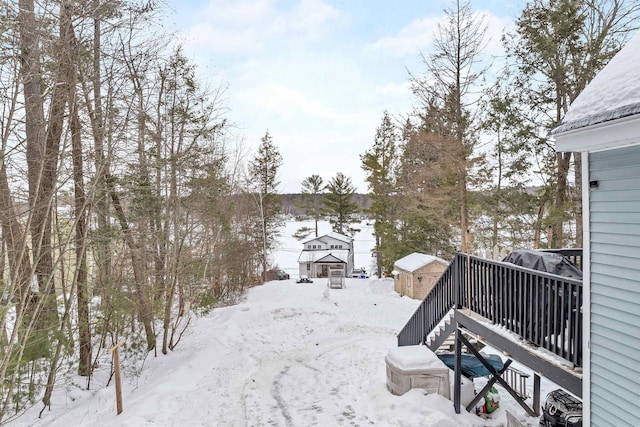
[534,373,541,417]
[109,339,125,415]
[465,229,472,310]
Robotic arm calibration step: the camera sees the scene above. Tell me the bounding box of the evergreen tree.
[505,0,640,247]
[361,111,398,277]
[477,73,542,250]
[409,0,488,253]
[248,131,284,279]
[295,174,324,239]
[395,119,456,259]
[324,173,360,237]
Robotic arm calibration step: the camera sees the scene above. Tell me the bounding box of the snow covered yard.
[10,221,550,426]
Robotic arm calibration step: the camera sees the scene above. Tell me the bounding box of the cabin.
[393,253,448,300]
[297,232,354,278]
[552,32,640,427]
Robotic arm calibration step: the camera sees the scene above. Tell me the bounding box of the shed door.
[589,145,640,426]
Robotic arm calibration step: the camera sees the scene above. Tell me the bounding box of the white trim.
[582,151,591,426]
[554,114,640,152]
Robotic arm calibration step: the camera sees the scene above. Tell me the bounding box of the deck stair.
[397,251,584,415]
[426,316,480,352]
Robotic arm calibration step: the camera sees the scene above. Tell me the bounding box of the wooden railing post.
[109,339,126,415]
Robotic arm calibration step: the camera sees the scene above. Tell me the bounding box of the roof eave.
[554,114,640,153]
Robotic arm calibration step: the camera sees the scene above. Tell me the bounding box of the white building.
[297,232,354,278]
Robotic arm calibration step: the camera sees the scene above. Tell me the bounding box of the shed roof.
[552,31,640,135]
[393,253,447,273]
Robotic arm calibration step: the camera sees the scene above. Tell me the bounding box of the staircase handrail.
[398,252,583,368]
[397,256,458,346]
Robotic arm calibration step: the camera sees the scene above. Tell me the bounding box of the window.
[338,245,343,249]
[306,263,310,271]
[330,245,335,249]
[313,245,317,249]
[307,245,311,249]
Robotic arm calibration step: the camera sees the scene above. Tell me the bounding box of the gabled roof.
[552,32,640,135]
[325,232,352,243]
[302,232,352,245]
[315,253,347,264]
[393,253,447,273]
[297,249,349,264]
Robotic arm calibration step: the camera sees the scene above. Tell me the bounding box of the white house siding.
[589,145,640,426]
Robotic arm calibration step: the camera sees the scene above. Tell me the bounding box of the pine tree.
[324,173,360,237]
[249,131,284,279]
[409,0,488,253]
[361,111,398,277]
[296,174,324,238]
[505,0,640,247]
[396,119,456,258]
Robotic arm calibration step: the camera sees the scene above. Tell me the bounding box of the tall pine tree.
[361,111,398,277]
[324,173,359,237]
[248,131,283,280]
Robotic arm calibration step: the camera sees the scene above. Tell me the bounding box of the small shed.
[393,253,448,300]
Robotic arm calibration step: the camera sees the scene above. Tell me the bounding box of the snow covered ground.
[11,220,554,426]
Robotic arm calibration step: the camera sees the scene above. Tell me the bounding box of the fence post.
[109,339,126,415]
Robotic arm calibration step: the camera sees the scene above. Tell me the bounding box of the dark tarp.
[437,352,504,379]
[502,250,582,280]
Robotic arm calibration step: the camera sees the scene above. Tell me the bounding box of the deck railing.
[398,252,583,368]
[397,259,457,346]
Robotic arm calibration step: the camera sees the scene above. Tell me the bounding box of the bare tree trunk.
[107,175,156,351]
[92,4,112,308]
[70,90,92,377]
[18,0,64,360]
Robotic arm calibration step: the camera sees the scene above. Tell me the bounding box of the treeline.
[0,1,280,422]
[360,1,639,277]
[280,194,370,217]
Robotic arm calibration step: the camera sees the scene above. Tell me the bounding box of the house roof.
[393,253,447,273]
[297,249,349,264]
[302,232,352,245]
[552,31,640,135]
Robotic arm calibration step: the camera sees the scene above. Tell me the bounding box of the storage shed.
[393,253,448,300]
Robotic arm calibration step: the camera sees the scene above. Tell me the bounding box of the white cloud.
[368,16,441,57]
[481,11,514,59]
[368,10,512,60]
[184,23,261,54]
[248,81,343,120]
[270,0,341,39]
[184,0,341,55]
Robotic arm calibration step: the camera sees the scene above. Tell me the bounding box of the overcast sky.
[162,0,522,193]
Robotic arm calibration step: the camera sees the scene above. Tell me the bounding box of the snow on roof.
[553,31,640,134]
[297,249,349,263]
[301,231,352,245]
[325,231,352,242]
[393,252,447,273]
